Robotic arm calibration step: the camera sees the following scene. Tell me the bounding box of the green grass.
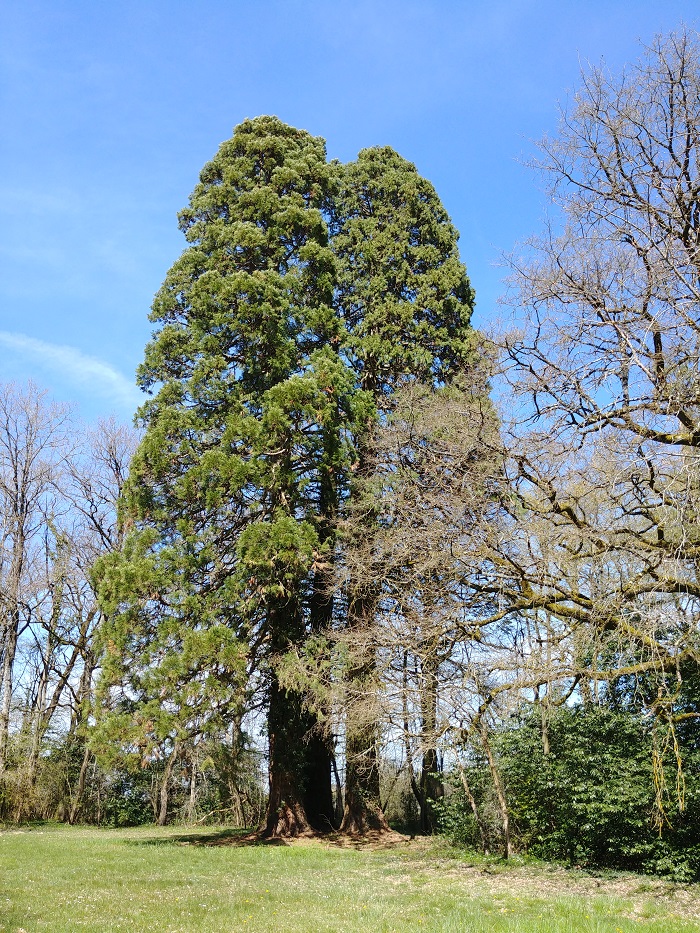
[0,824,697,932]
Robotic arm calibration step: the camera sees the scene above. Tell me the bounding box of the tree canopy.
[95,115,478,836]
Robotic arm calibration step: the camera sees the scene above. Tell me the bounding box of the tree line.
[0,389,135,821]
[2,29,700,875]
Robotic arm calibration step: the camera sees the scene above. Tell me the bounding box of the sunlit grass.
[0,824,697,931]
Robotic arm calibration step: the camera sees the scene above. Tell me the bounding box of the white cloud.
[0,331,143,413]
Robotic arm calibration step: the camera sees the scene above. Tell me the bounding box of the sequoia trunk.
[265,673,313,836]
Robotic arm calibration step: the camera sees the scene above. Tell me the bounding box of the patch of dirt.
[296,829,409,851]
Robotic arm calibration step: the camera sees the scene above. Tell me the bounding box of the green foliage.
[94,527,248,769]
[0,732,67,822]
[94,117,354,775]
[98,769,157,827]
[440,706,700,880]
[93,117,478,829]
[332,146,475,397]
[500,707,658,869]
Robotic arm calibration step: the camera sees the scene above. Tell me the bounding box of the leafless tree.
[334,369,503,833]
[0,386,137,819]
[62,418,137,822]
[455,31,700,829]
[0,383,71,779]
[499,29,700,682]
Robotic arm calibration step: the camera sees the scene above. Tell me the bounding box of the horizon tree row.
[0,381,137,821]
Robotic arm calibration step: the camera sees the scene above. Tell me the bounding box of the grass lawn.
[0,824,698,932]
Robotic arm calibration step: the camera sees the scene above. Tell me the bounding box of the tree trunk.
[331,751,343,826]
[341,724,390,834]
[340,650,391,834]
[302,436,339,832]
[419,747,443,834]
[27,654,49,788]
[70,649,96,736]
[0,622,18,775]
[303,730,336,831]
[340,433,391,835]
[264,673,313,837]
[67,650,97,825]
[28,539,69,790]
[157,742,179,827]
[186,756,197,823]
[479,723,512,858]
[540,700,550,757]
[263,592,318,837]
[340,598,389,834]
[458,761,489,855]
[228,784,245,827]
[0,522,25,776]
[419,658,443,834]
[69,745,91,825]
[302,596,336,831]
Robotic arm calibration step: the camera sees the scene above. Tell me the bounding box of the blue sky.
[0,0,695,422]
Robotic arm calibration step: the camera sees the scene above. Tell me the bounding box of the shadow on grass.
[126,828,290,848]
[125,826,414,850]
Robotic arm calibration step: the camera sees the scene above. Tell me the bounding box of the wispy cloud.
[0,331,143,413]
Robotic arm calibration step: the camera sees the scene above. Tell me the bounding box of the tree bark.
[0,521,26,776]
[340,639,391,834]
[186,755,197,823]
[419,657,443,833]
[340,651,392,833]
[263,592,319,837]
[265,679,312,836]
[157,741,179,827]
[302,427,340,832]
[331,751,343,826]
[0,622,19,775]
[303,730,335,832]
[339,473,391,835]
[303,569,336,829]
[341,726,389,833]
[479,722,512,858]
[69,745,91,825]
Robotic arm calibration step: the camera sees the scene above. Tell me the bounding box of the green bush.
[440,705,700,880]
[501,707,656,866]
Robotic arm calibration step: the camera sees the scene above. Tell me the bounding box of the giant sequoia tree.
[97,117,477,835]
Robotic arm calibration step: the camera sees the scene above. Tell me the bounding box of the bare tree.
[0,383,71,779]
[457,31,700,829]
[0,393,137,819]
[62,418,138,822]
[335,369,502,833]
[499,29,700,678]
